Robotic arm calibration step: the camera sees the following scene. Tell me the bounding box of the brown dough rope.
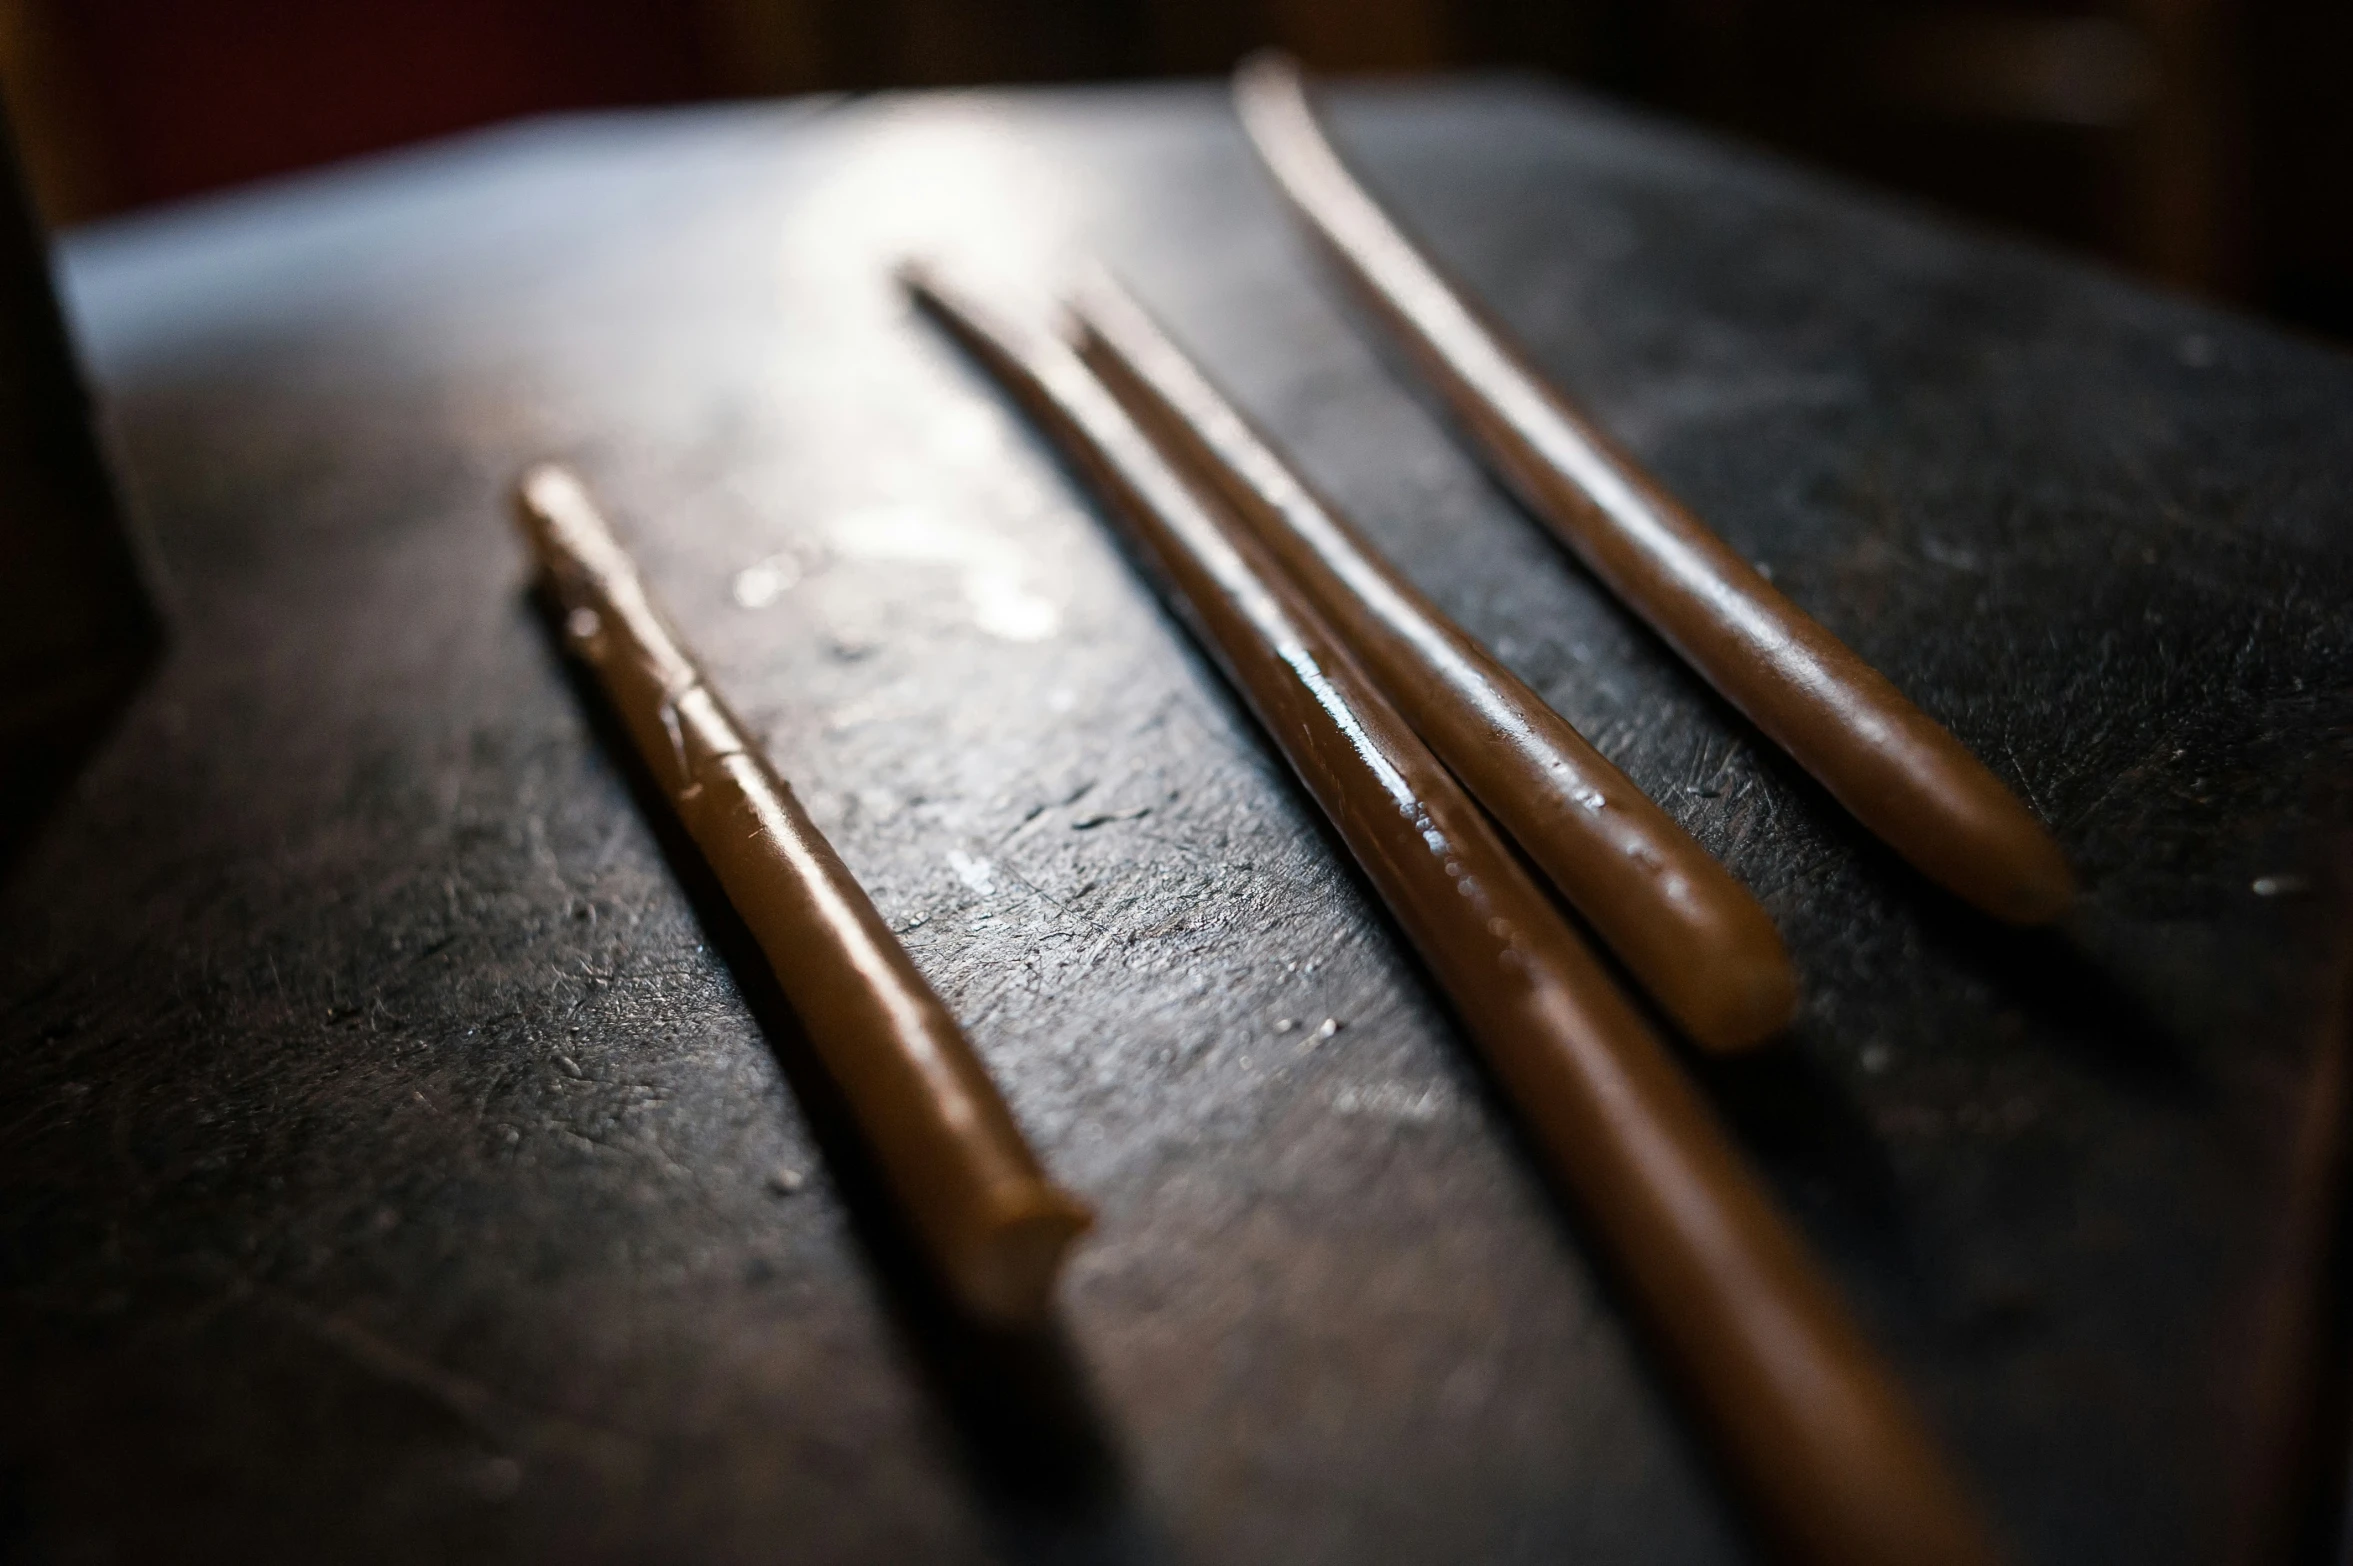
[1235,52,2074,926]
[1071,269,1797,1052]
[514,464,1091,1326]
[904,261,2002,1566]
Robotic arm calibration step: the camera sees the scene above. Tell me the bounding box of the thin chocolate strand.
[1233,52,2075,927]
[513,465,1091,1326]
[1071,270,1796,1053]
[904,263,2002,1566]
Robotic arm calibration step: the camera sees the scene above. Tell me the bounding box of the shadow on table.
[0,652,155,884]
[530,587,1164,1563]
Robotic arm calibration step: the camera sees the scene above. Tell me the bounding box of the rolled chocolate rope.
[905,262,2002,1566]
[514,464,1091,1326]
[1233,52,2074,927]
[1071,269,1797,1052]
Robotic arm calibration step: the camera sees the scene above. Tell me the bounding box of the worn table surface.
[4,79,2351,1565]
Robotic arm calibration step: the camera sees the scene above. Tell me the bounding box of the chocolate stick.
[1070,270,1796,1053]
[513,464,1091,1326]
[1233,53,2075,927]
[904,264,2001,1566]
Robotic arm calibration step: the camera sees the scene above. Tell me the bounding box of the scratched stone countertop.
[2,79,2350,1566]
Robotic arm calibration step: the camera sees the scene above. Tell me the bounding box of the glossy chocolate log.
[513,464,1091,1326]
[1233,53,2075,927]
[904,264,2001,1566]
[1070,271,1796,1053]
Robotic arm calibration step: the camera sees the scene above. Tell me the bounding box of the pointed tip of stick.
[891,254,942,300]
[1234,48,1303,93]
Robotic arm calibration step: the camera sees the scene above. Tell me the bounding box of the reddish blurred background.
[0,0,2346,338]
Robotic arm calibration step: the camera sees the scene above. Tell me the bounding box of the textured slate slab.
[3,79,2349,1565]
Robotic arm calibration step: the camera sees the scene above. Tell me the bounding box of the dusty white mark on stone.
[732,551,804,608]
[1332,1079,1447,1124]
[826,504,1060,642]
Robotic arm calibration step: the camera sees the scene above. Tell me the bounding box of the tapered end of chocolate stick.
[1916,774,2078,926]
[1233,49,1305,107]
[899,258,1006,357]
[1234,52,1324,178]
[892,255,943,298]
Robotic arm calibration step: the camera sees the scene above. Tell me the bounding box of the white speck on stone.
[947,850,996,896]
[731,552,803,609]
[1316,1017,1345,1040]
[2253,874,2309,898]
[1921,538,1980,572]
[768,1167,805,1195]
[825,504,1060,642]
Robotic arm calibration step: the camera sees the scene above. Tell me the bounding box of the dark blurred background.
[0,0,2345,339]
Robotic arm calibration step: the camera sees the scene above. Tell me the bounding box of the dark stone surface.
[3,79,2350,1564]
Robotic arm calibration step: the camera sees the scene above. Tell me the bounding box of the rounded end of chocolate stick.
[1675,943,1802,1056]
[948,1183,1096,1329]
[1976,825,2079,927]
[1541,826,1800,1055]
